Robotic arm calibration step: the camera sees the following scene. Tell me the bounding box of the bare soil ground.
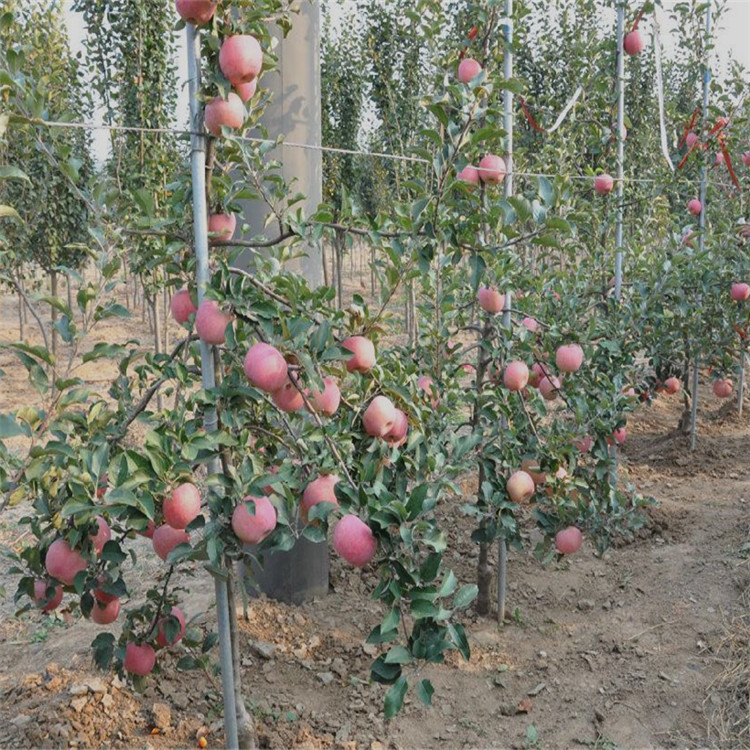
[2,267,750,749]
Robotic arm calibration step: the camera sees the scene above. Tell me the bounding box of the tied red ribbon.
[677,114,729,171]
[678,107,700,148]
[459,25,479,59]
[631,6,646,31]
[519,97,545,132]
[718,133,741,189]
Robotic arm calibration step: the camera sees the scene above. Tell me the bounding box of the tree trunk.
[476,531,491,616]
[18,291,24,341]
[227,567,256,749]
[335,231,343,309]
[150,291,163,411]
[66,274,73,315]
[162,283,170,352]
[321,242,330,288]
[50,270,58,359]
[370,245,375,297]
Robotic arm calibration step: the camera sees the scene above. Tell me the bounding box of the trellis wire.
[186,23,240,750]
[691,1,712,453]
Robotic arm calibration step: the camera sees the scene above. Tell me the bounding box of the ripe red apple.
[204,93,245,135]
[687,198,702,216]
[681,229,694,248]
[715,152,724,166]
[244,342,288,392]
[555,526,583,555]
[477,286,504,313]
[458,58,482,83]
[385,408,409,446]
[556,344,584,373]
[342,336,376,373]
[594,173,614,195]
[124,642,156,676]
[164,483,201,530]
[528,362,545,388]
[175,0,216,25]
[45,538,87,586]
[664,376,681,395]
[417,376,440,407]
[91,516,111,554]
[170,289,197,325]
[34,581,63,613]
[302,474,340,520]
[742,152,750,167]
[521,317,539,333]
[156,606,186,648]
[685,132,699,149]
[195,300,232,345]
[457,165,480,185]
[219,35,263,85]
[573,435,592,453]
[91,598,120,625]
[152,525,190,562]
[231,496,277,544]
[308,377,341,416]
[333,515,377,567]
[520,458,546,486]
[507,470,535,503]
[478,154,506,185]
[539,375,561,400]
[731,283,750,301]
[208,212,237,239]
[623,29,644,56]
[139,520,156,539]
[236,78,258,103]
[363,395,397,437]
[93,575,118,605]
[272,378,304,412]
[612,426,627,445]
[713,379,733,398]
[503,361,529,391]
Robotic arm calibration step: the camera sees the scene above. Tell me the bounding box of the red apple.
[164,483,201,530]
[195,300,232,345]
[681,229,694,248]
[156,606,186,648]
[715,152,725,166]
[170,289,197,325]
[623,29,644,56]
[539,375,561,400]
[520,458,546,485]
[91,598,120,625]
[219,35,263,86]
[742,152,750,167]
[231,496,277,544]
[363,395,397,437]
[308,377,341,416]
[34,581,63,613]
[244,342,288,392]
[175,0,216,25]
[342,336,376,373]
[686,132,699,149]
[555,526,583,555]
[477,286,504,314]
[152,525,189,562]
[478,154,506,185]
[333,515,377,567]
[594,173,614,195]
[124,642,156,676]
[208,212,237,239]
[302,474,340,520]
[713,379,733,398]
[458,58,482,83]
[457,165,480,185]
[91,516,111,554]
[612,427,627,445]
[272,378,304,412]
[503,361,529,391]
[204,93,245,136]
[507,470,535,503]
[731,283,750,301]
[94,575,119,605]
[687,198,702,216]
[528,362,545,388]
[521,317,539,332]
[417,375,440,407]
[45,538,87,586]
[555,344,584,373]
[236,78,258,103]
[385,408,409,446]
[573,435,592,453]
[664,377,681,395]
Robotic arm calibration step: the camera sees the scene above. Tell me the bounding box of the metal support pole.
[738,353,746,416]
[186,24,239,750]
[497,290,512,626]
[503,0,513,198]
[614,1,625,302]
[691,2,712,452]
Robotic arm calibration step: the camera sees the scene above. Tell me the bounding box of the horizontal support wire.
[10,115,737,186]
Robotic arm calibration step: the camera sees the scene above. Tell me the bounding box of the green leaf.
[453,584,478,609]
[384,675,408,719]
[0,166,30,183]
[0,204,21,222]
[417,679,434,706]
[91,632,115,670]
[0,413,26,438]
[384,645,413,664]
